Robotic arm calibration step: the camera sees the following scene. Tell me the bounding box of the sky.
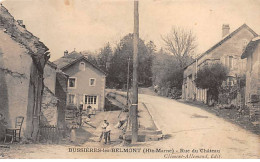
[1,0,260,61]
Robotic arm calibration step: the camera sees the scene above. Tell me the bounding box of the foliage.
[97,43,113,72]
[106,34,154,88]
[195,63,229,101]
[152,49,183,91]
[162,26,197,68]
[81,50,99,66]
[239,74,246,88]
[150,26,196,98]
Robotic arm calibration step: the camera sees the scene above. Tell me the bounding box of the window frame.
[79,61,86,71]
[89,78,96,86]
[68,93,76,105]
[228,56,233,69]
[68,77,77,89]
[84,95,98,105]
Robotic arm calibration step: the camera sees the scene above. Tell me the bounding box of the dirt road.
[139,93,260,158]
[1,91,259,159]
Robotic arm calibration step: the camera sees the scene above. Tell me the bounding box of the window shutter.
[224,56,228,67]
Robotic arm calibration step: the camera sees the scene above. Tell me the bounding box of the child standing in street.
[104,122,111,144]
[99,120,108,142]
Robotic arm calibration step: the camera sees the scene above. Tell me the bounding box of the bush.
[195,63,228,103]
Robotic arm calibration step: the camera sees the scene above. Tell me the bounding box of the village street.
[1,89,259,159]
[138,92,260,159]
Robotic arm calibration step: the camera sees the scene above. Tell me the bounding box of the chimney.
[64,50,68,56]
[17,20,26,28]
[222,24,230,37]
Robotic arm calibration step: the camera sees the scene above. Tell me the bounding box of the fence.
[39,125,65,143]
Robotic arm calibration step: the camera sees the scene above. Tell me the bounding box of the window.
[224,56,233,69]
[242,39,249,50]
[227,77,233,87]
[89,78,96,86]
[68,78,76,88]
[229,56,233,69]
[79,62,85,71]
[68,94,75,104]
[85,95,97,104]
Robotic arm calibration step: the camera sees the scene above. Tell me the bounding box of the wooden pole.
[132,0,139,143]
[126,57,130,106]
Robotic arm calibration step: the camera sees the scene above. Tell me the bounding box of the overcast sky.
[2,0,260,61]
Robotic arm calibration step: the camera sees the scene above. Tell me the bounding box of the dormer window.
[79,62,85,71]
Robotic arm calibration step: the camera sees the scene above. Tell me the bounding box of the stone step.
[124,133,163,142]
[126,130,162,135]
[124,130,163,142]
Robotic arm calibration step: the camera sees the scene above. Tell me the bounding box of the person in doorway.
[104,122,111,144]
[99,120,108,142]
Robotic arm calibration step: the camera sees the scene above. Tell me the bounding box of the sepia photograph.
[0,0,259,159]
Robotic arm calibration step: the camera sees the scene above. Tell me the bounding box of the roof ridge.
[184,23,258,69]
[0,5,49,55]
[54,54,106,75]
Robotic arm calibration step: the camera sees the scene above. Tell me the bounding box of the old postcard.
[0,0,259,159]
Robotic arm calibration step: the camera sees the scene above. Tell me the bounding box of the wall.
[245,43,260,104]
[63,59,106,110]
[182,27,256,104]
[41,63,58,126]
[0,30,32,139]
[43,63,56,93]
[40,87,58,126]
[55,72,68,129]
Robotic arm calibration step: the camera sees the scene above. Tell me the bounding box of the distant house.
[0,5,49,141]
[41,61,68,129]
[182,24,258,104]
[241,36,260,117]
[54,51,106,111]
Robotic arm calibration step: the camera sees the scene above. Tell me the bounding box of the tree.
[152,48,183,96]
[81,51,98,66]
[97,42,113,72]
[195,63,229,102]
[162,26,196,68]
[107,34,154,88]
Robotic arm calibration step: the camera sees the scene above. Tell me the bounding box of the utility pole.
[126,57,130,106]
[131,0,139,143]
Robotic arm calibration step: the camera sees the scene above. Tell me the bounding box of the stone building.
[41,61,68,129]
[0,5,49,141]
[182,24,258,104]
[54,51,106,111]
[241,36,260,117]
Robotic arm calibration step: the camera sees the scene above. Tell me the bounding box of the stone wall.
[55,72,68,129]
[41,63,58,126]
[40,86,58,126]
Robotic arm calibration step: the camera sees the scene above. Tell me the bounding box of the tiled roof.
[53,51,83,69]
[53,51,106,75]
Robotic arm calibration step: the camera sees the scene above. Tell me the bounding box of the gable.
[185,24,258,68]
[207,27,255,58]
[62,58,106,77]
